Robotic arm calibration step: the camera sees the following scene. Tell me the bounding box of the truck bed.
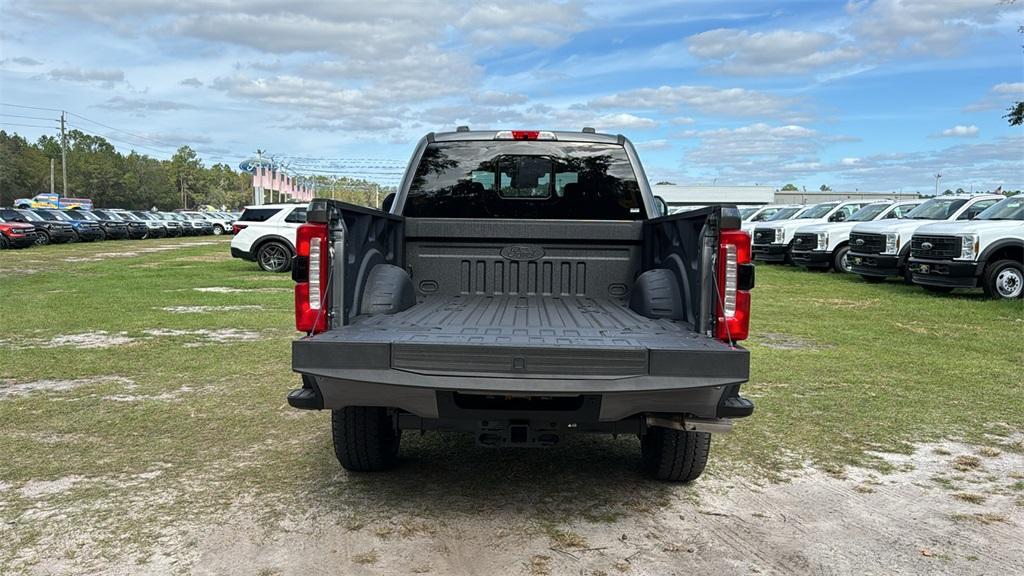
[295,294,746,388]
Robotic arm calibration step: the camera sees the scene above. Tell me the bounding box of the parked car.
[286,128,756,482]
[0,208,75,245]
[790,200,922,273]
[63,209,129,240]
[908,195,1024,298]
[109,209,166,239]
[752,200,874,263]
[229,203,307,272]
[44,209,105,242]
[93,209,148,239]
[0,214,38,248]
[741,204,805,234]
[183,211,233,235]
[132,211,180,237]
[847,194,1003,283]
[151,212,185,236]
[171,212,213,235]
[14,193,93,210]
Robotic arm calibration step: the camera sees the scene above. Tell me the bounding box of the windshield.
[739,208,757,219]
[848,203,890,222]
[798,202,838,219]
[116,212,139,221]
[132,212,153,221]
[977,196,1024,220]
[765,207,801,221]
[94,210,122,221]
[15,209,44,221]
[405,141,643,219]
[48,210,73,221]
[906,198,967,220]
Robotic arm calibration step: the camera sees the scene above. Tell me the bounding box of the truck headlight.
[956,233,979,261]
[882,232,899,255]
[815,232,829,251]
[771,227,786,244]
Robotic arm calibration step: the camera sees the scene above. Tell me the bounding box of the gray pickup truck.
[287,128,755,482]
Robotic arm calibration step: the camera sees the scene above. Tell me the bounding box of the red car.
[0,217,38,248]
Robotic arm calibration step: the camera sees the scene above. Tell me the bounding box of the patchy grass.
[952,492,987,505]
[1,239,1022,572]
[950,513,1010,525]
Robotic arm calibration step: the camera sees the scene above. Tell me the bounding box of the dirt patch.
[102,386,193,402]
[143,328,263,346]
[192,287,291,294]
[808,297,881,310]
[159,305,263,314]
[752,332,828,351]
[0,376,135,399]
[0,331,136,350]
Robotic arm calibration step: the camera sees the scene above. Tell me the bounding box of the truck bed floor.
[319,294,723,351]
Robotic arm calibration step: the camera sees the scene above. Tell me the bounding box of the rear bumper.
[752,243,787,262]
[909,257,980,288]
[848,252,899,277]
[790,250,830,268]
[231,246,254,261]
[291,339,751,422]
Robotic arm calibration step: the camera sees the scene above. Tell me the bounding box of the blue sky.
[1,0,1021,192]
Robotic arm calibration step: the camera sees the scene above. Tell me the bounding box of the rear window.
[284,208,307,223]
[404,141,644,219]
[239,208,281,222]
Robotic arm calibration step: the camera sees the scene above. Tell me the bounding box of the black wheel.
[982,259,1024,299]
[0,234,8,249]
[213,225,224,236]
[784,242,794,265]
[34,230,50,246]
[921,284,955,294]
[832,246,852,273]
[641,426,710,482]
[860,274,886,283]
[256,241,292,273]
[331,407,401,472]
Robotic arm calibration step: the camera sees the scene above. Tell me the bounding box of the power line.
[0,102,63,113]
[65,122,175,156]
[0,112,59,122]
[66,111,173,148]
[0,122,59,130]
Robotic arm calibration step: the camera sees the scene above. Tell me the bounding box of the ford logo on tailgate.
[500,245,545,261]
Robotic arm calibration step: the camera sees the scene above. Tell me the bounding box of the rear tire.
[256,241,292,272]
[921,284,954,294]
[982,259,1024,299]
[860,274,885,283]
[331,407,401,472]
[641,426,710,482]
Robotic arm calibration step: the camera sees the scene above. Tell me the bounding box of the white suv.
[230,204,308,272]
[847,194,1003,283]
[908,196,1024,298]
[790,200,922,273]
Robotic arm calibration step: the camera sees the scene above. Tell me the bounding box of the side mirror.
[14,217,27,223]
[382,192,396,213]
[830,212,847,222]
[653,195,668,217]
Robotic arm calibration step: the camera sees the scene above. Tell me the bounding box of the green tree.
[781,183,799,191]
[819,184,832,192]
[170,146,203,208]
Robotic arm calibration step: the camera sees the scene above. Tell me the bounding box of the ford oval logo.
[500,245,545,261]
[795,238,802,243]
[855,239,864,246]
[921,242,933,250]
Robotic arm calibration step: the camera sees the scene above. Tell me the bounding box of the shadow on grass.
[308,431,679,525]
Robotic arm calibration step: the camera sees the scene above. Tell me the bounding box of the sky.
[0,0,1021,192]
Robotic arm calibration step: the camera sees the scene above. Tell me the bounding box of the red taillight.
[232,224,247,234]
[511,130,540,140]
[715,229,752,343]
[295,223,329,334]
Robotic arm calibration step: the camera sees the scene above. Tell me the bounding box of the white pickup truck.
[790,200,922,273]
[847,194,1003,283]
[752,200,873,264]
[908,195,1024,298]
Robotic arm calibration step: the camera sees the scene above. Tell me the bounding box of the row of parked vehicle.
[743,194,1024,299]
[0,208,241,248]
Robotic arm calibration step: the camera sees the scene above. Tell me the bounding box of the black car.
[43,209,105,242]
[64,209,130,239]
[0,208,76,245]
[93,209,147,239]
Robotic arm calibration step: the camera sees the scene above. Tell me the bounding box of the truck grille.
[850,232,884,254]
[792,233,817,250]
[911,235,958,259]
[752,229,776,244]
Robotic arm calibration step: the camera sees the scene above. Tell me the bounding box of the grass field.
[1,237,1021,574]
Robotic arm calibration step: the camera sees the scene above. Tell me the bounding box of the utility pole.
[49,158,55,194]
[60,111,68,195]
[934,173,942,196]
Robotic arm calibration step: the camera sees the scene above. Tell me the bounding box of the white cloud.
[179,77,203,87]
[679,123,838,178]
[45,67,124,86]
[687,28,861,75]
[840,157,861,166]
[992,82,1024,95]
[592,112,657,130]
[670,116,695,125]
[937,124,979,137]
[471,91,529,106]
[587,85,803,120]
[97,96,194,114]
[635,139,672,150]
[457,3,587,48]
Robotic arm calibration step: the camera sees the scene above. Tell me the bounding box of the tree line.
[0,130,389,210]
